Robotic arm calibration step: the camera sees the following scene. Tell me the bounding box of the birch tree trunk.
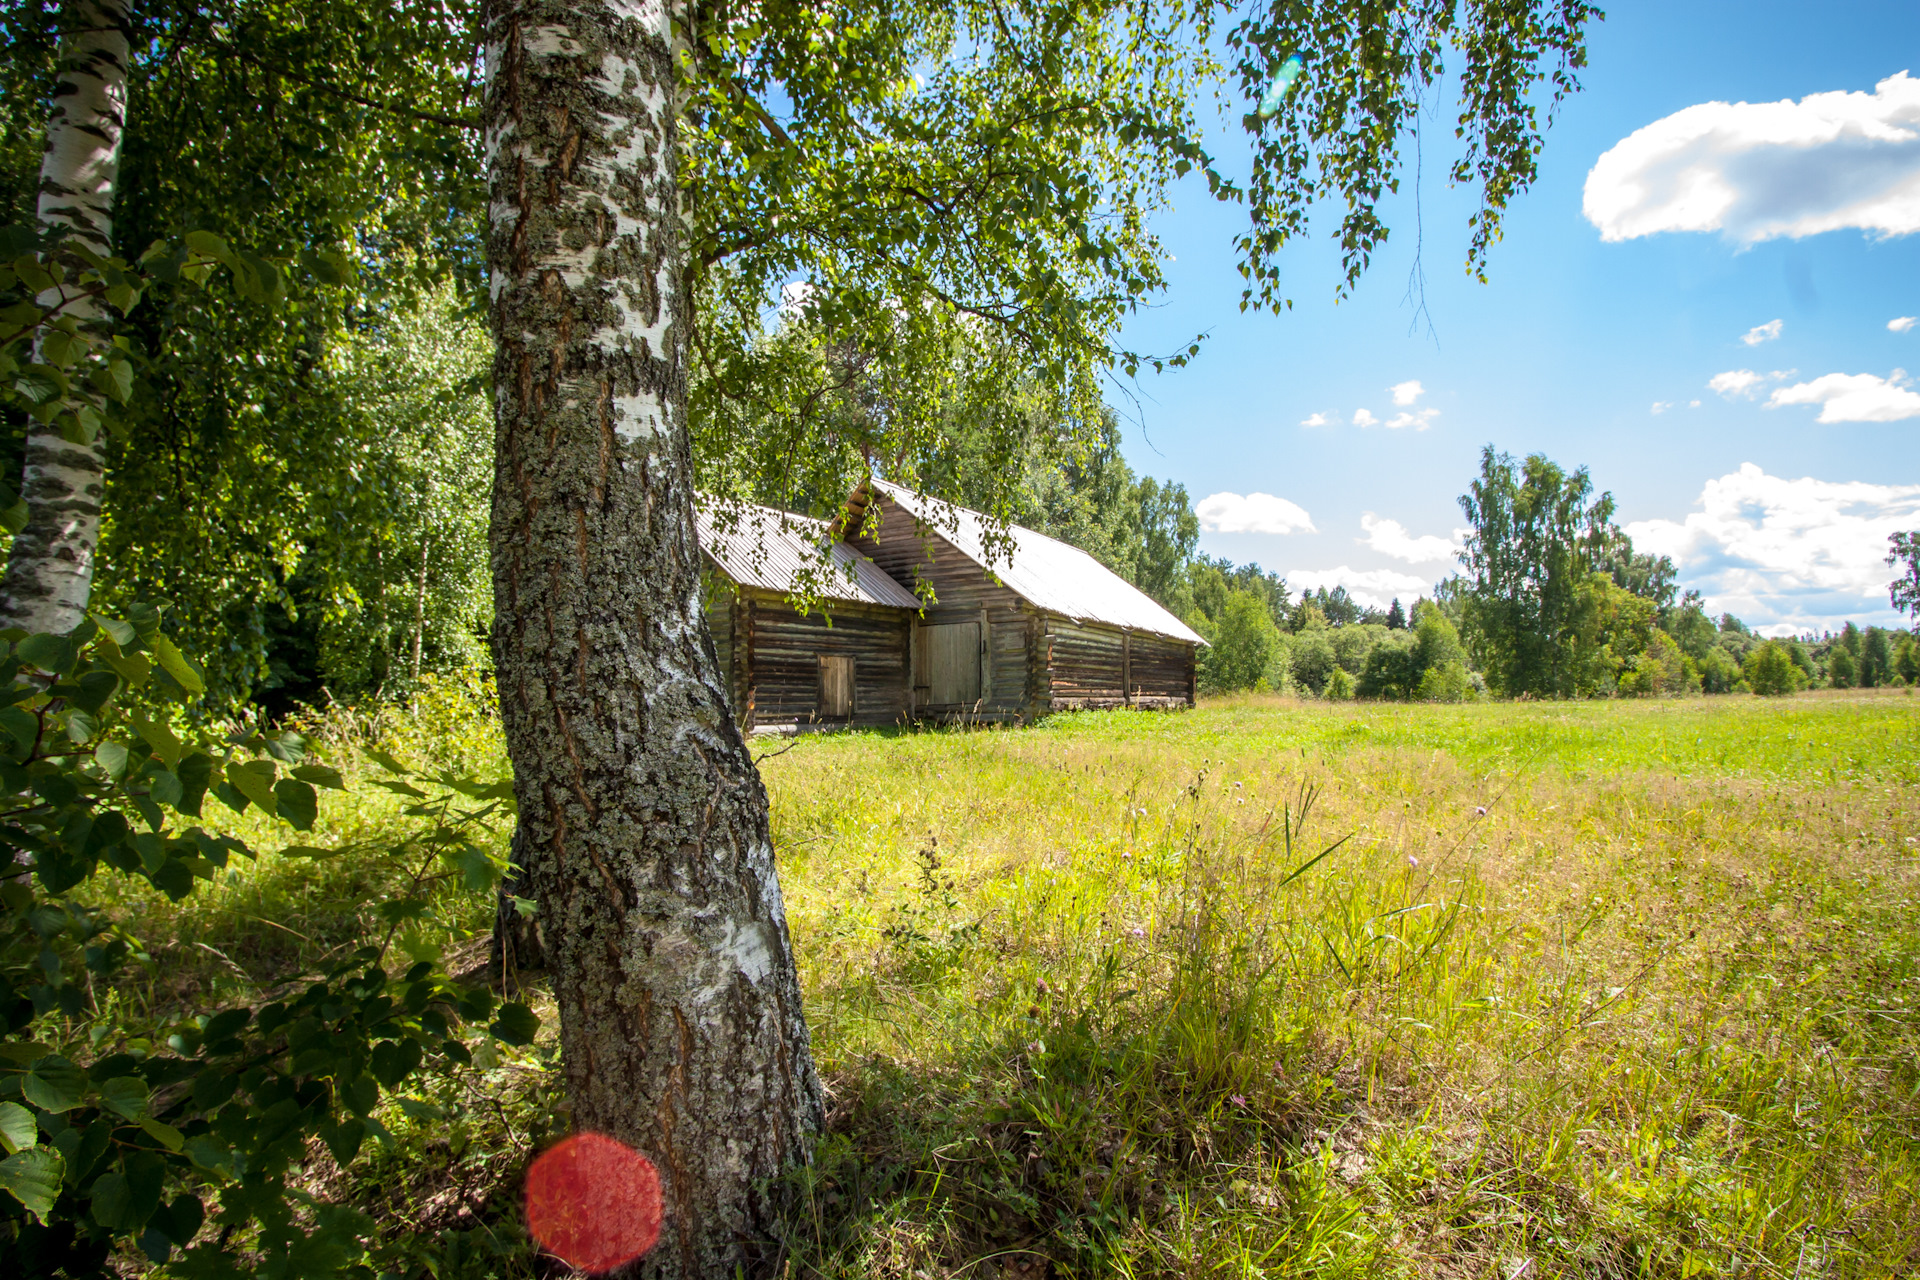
[480,3,822,1275]
[0,0,131,634]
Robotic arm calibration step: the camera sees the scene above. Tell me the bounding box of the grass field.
[103,688,1920,1277]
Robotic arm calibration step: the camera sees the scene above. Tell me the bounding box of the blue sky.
[1113,0,1920,634]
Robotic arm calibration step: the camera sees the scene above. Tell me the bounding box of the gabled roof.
[696,501,921,609]
[850,478,1206,646]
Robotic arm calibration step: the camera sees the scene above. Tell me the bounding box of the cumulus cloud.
[1891,315,1918,332]
[1352,408,1379,427]
[1385,408,1439,430]
[1584,70,1920,244]
[1195,492,1316,536]
[1624,463,1920,630]
[1389,379,1425,406]
[1286,566,1434,612]
[1300,412,1329,427]
[1360,514,1463,565]
[1767,369,1920,421]
[1742,318,1784,345]
[1710,368,1793,398]
[1651,401,1674,415]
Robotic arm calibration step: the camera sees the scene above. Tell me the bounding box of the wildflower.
[1036,979,1049,995]
[1475,806,1487,816]
[1129,926,1146,938]
[1230,1094,1247,1107]
[1026,1040,1042,1054]
[1408,855,1419,868]
[1233,781,1243,789]
[1027,1005,1040,1019]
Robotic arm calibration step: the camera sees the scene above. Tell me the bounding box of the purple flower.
[1475,806,1488,816]
[1230,1094,1247,1107]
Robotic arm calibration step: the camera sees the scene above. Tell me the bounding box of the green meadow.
[104,689,1920,1277]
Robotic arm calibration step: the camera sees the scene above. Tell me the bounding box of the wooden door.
[818,655,855,718]
[924,622,980,705]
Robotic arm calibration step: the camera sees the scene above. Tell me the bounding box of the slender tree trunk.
[480,4,821,1276]
[0,0,130,634]
[410,525,430,682]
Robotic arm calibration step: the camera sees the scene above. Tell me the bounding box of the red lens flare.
[524,1132,663,1273]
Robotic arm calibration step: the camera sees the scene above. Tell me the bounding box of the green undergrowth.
[87,689,1920,1277]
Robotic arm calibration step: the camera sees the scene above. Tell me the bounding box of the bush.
[1414,661,1473,702]
[1288,627,1337,696]
[1745,640,1802,696]
[0,611,531,1274]
[1194,591,1279,693]
[1698,646,1742,694]
[1325,667,1355,700]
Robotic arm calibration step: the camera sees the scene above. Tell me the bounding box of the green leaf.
[155,1191,203,1245]
[321,1118,364,1166]
[148,634,204,697]
[365,748,410,776]
[22,1055,86,1112]
[291,763,344,790]
[99,1075,150,1121]
[90,1169,133,1230]
[175,751,213,815]
[367,777,428,799]
[125,711,183,770]
[0,1100,35,1154]
[273,778,317,831]
[138,1118,184,1152]
[368,1038,424,1088]
[95,740,130,780]
[224,759,277,814]
[0,1146,63,1222]
[489,1002,539,1047]
[15,632,76,676]
[89,614,135,648]
[0,705,36,751]
[182,229,231,264]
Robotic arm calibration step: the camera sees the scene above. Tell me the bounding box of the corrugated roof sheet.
[696,501,922,609]
[862,479,1206,645]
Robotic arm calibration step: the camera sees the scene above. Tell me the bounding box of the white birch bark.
[0,0,131,635]
[480,3,822,1275]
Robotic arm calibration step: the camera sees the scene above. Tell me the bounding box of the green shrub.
[0,612,532,1274]
[1745,640,1801,696]
[1325,667,1355,700]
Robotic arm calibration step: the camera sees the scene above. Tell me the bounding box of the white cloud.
[1651,401,1674,415]
[1583,70,1920,244]
[1625,463,1920,631]
[1709,368,1793,399]
[1351,408,1379,427]
[1300,412,1329,427]
[1389,379,1425,406]
[1891,315,1918,332]
[1690,399,1702,407]
[1360,514,1463,565]
[1286,566,1434,611]
[1384,408,1439,430]
[1741,318,1784,345]
[1767,369,1920,422]
[1195,492,1316,536]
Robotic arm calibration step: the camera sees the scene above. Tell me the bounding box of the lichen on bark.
[480,2,822,1275]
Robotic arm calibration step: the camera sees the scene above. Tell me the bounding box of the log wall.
[702,583,911,730]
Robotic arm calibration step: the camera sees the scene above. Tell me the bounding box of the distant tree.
[1599,528,1678,611]
[1746,640,1801,696]
[1697,646,1742,694]
[1828,646,1857,689]
[1889,530,1920,624]
[1196,590,1280,693]
[1289,625,1338,695]
[1894,631,1918,684]
[1326,665,1356,700]
[1385,597,1407,630]
[1356,634,1415,698]
[1457,446,1615,697]
[1303,584,1365,626]
[1861,626,1892,688]
[1665,590,1718,662]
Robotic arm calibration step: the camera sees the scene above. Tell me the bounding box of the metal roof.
[696,501,922,609]
[859,479,1206,645]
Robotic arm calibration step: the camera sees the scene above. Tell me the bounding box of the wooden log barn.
[697,480,1205,733]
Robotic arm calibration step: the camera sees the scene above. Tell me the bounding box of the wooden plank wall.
[737,589,911,729]
[847,496,1035,721]
[1041,619,1195,711]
